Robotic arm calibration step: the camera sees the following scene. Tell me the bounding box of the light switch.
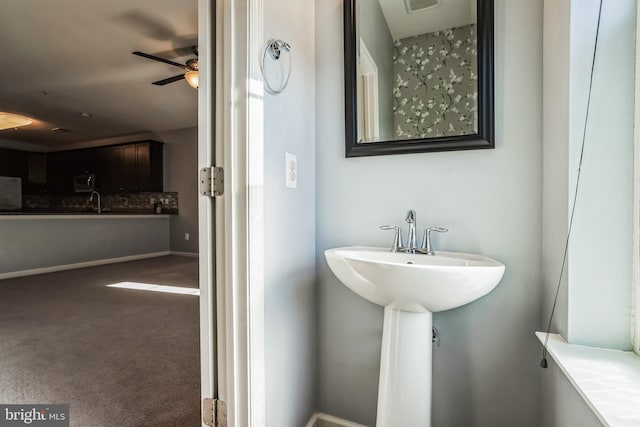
[285,152,297,189]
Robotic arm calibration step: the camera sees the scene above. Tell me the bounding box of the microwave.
[74,174,95,193]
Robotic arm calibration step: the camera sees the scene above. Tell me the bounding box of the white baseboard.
[169,251,199,258]
[0,252,171,280]
[305,413,369,427]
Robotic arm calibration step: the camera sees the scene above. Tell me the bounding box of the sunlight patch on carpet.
[107,282,200,296]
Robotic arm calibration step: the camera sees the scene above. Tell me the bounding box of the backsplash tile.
[22,192,179,214]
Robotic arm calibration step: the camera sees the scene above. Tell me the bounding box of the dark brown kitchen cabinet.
[122,144,137,192]
[47,148,102,194]
[47,151,77,194]
[0,148,28,191]
[25,153,47,194]
[0,148,49,194]
[95,146,122,193]
[95,141,163,193]
[13,141,163,195]
[135,142,163,192]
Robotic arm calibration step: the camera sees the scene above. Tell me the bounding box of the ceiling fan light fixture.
[0,112,33,131]
[185,71,199,89]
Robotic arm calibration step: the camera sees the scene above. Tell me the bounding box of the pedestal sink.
[324,246,505,427]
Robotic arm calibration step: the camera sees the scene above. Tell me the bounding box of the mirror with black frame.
[344,0,494,157]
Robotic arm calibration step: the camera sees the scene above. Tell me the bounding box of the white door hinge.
[203,398,227,427]
[200,166,224,197]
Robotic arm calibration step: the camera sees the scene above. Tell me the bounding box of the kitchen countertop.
[0,211,170,219]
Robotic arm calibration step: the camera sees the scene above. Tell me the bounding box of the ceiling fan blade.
[132,51,185,69]
[152,74,186,86]
[152,44,198,59]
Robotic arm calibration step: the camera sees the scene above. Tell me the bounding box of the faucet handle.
[421,227,448,255]
[379,225,404,253]
[428,227,448,233]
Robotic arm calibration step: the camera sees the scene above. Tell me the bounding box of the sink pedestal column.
[376,307,432,427]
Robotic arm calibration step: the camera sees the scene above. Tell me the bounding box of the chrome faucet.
[379,225,404,252]
[421,227,448,255]
[403,209,418,254]
[380,210,448,255]
[89,190,102,214]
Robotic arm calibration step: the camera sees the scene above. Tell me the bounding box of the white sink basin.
[324,246,505,313]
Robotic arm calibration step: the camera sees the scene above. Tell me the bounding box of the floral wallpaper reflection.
[393,24,478,139]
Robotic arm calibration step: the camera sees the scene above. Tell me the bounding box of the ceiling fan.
[132,46,199,89]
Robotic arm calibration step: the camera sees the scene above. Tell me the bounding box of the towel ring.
[261,39,292,95]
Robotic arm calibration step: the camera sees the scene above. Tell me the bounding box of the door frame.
[357,39,380,141]
[199,0,264,425]
[198,0,218,425]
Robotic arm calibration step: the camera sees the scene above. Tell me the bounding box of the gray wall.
[264,0,316,425]
[541,358,603,427]
[0,216,169,275]
[356,0,394,140]
[161,127,199,254]
[315,0,543,425]
[542,0,570,341]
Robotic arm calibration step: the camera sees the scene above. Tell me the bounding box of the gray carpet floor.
[0,256,200,427]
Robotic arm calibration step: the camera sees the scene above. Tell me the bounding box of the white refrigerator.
[0,176,22,211]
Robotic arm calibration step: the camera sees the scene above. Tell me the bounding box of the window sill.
[536,332,640,426]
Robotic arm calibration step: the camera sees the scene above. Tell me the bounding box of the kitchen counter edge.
[0,214,171,220]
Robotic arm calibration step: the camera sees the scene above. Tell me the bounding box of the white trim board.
[197,0,218,423]
[215,0,266,424]
[0,252,170,280]
[169,251,199,258]
[357,39,380,141]
[305,413,369,427]
[632,0,640,355]
[536,332,640,426]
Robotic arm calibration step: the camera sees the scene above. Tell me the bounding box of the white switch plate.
[285,152,297,189]
[185,233,190,241]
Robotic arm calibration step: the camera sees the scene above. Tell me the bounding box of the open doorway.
[0,1,206,425]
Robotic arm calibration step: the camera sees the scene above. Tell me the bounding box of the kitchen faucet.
[89,190,102,214]
[379,209,448,255]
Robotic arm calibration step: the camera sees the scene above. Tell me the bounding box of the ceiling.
[378,0,476,40]
[0,0,197,152]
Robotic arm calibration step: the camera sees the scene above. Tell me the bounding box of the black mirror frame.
[344,0,495,157]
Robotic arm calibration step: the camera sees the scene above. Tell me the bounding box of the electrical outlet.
[285,152,297,189]
[185,233,190,241]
